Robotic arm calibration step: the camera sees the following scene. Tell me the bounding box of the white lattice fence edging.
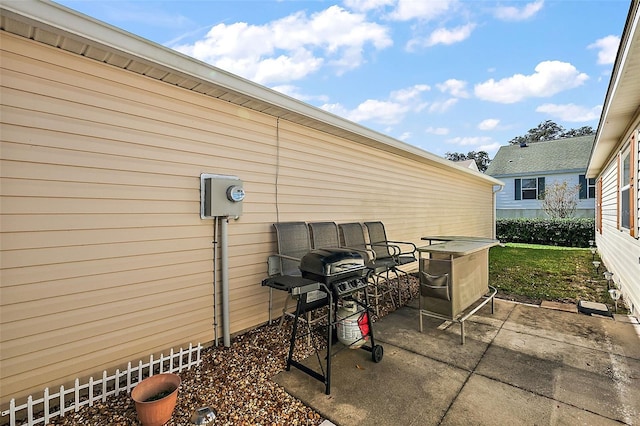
[2,342,203,426]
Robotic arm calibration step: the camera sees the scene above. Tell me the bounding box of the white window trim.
[521,177,538,200]
[620,146,631,231]
[618,145,633,231]
[587,177,596,199]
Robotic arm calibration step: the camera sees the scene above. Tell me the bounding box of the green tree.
[508,120,594,145]
[560,126,596,138]
[444,150,490,172]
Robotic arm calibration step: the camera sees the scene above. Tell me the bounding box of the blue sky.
[55,0,629,158]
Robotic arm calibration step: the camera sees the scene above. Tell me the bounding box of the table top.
[417,239,500,256]
[421,235,500,243]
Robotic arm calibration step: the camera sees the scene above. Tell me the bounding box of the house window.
[579,174,596,199]
[514,177,545,200]
[620,148,631,229]
[522,178,538,199]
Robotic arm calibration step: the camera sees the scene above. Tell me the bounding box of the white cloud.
[390,84,431,102]
[319,83,430,124]
[474,61,589,104]
[477,142,502,157]
[270,84,329,103]
[398,131,412,141]
[429,98,458,113]
[387,0,456,21]
[436,79,470,98]
[408,23,476,49]
[321,102,350,117]
[173,6,392,85]
[321,99,408,125]
[478,119,500,130]
[426,127,449,135]
[252,53,325,85]
[343,0,394,13]
[535,103,602,122]
[588,35,620,65]
[345,99,411,125]
[494,0,544,21]
[447,136,493,146]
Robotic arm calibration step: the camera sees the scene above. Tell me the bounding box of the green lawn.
[489,243,618,309]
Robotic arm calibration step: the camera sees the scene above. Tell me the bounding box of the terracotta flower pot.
[131,373,181,426]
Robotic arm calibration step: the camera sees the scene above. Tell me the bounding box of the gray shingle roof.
[485,135,595,176]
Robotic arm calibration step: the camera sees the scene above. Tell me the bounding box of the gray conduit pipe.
[221,216,231,347]
[212,216,219,346]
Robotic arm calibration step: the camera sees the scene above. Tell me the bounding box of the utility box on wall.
[200,174,245,218]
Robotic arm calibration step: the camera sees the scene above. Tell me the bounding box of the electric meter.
[226,185,245,202]
[200,174,244,218]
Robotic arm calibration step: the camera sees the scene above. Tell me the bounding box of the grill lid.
[300,248,365,282]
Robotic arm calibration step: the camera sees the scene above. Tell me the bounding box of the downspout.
[492,184,504,239]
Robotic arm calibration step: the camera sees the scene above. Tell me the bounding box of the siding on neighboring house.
[495,172,596,218]
[487,136,596,219]
[587,0,640,320]
[0,19,500,408]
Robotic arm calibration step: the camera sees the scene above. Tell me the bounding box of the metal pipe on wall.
[200,173,244,348]
[221,217,231,347]
[212,216,219,346]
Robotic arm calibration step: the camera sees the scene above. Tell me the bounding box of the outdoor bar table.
[421,235,500,244]
[417,237,500,344]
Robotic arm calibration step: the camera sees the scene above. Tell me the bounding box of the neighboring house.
[587,0,640,319]
[486,136,596,218]
[0,1,503,408]
[454,159,479,172]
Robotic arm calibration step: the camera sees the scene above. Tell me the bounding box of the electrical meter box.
[201,174,245,218]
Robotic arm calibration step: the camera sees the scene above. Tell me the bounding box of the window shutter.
[515,178,521,200]
[537,177,545,197]
[579,174,587,199]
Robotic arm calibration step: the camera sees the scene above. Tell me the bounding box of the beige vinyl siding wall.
[0,32,494,405]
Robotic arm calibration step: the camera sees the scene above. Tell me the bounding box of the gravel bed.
[44,277,420,426]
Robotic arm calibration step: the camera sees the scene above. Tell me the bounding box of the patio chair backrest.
[338,222,374,262]
[308,222,340,249]
[364,221,394,260]
[273,222,311,276]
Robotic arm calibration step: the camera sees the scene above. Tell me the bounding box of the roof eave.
[587,0,640,178]
[490,168,588,179]
[1,0,502,186]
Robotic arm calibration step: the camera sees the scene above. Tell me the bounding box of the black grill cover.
[300,248,365,283]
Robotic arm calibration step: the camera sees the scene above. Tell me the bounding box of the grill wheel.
[372,344,383,363]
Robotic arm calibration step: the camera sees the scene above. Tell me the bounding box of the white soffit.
[588,0,640,178]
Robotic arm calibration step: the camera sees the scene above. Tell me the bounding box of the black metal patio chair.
[308,221,341,250]
[338,222,396,315]
[267,222,328,343]
[364,221,417,306]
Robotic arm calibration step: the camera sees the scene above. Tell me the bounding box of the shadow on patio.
[273,298,640,425]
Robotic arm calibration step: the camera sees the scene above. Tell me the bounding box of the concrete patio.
[273,298,640,425]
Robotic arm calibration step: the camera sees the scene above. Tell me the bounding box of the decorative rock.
[47,277,421,426]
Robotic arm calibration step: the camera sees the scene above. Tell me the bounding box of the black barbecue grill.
[300,248,368,294]
[263,247,383,395]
